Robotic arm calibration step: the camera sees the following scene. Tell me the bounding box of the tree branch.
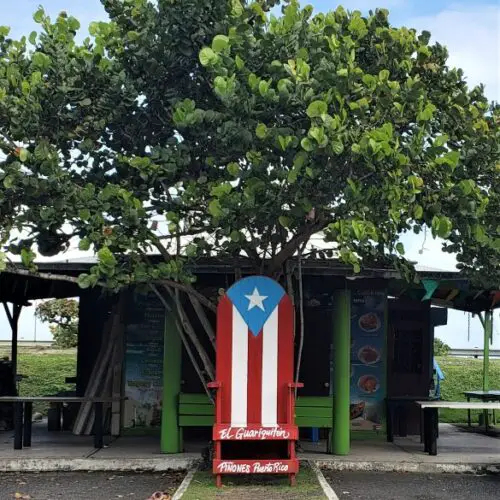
[2,266,217,312]
[268,219,328,275]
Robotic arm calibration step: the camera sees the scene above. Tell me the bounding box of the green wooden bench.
[178,393,332,448]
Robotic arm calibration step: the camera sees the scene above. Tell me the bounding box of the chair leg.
[216,474,222,488]
[289,473,296,486]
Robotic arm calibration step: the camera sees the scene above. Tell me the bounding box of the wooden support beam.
[445,289,460,302]
[2,302,22,385]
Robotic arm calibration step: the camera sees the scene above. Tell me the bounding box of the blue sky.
[1,0,499,348]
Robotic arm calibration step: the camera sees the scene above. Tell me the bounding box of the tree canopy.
[0,0,498,291]
[35,298,79,348]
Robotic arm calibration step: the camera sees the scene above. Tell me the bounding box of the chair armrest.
[208,382,221,389]
[288,382,304,389]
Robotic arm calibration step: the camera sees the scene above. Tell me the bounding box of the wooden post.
[160,302,182,454]
[3,302,23,386]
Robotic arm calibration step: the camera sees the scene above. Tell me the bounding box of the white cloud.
[337,0,404,10]
[409,2,500,101]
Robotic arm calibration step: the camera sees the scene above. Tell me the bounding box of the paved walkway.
[0,423,498,473]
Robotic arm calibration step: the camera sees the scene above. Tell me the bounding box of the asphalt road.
[323,471,500,499]
[0,472,184,500]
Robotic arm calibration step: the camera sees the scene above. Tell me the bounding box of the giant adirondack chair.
[208,276,302,487]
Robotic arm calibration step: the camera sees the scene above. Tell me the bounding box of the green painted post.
[160,306,182,453]
[331,290,351,455]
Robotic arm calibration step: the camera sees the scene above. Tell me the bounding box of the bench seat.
[178,393,333,442]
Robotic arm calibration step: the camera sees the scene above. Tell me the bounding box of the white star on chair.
[245,287,268,311]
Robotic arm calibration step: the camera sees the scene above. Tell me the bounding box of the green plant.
[0,1,497,288]
[433,338,450,356]
[17,351,76,414]
[35,299,79,348]
[437,356,500,423]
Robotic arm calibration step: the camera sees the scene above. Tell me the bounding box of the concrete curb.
[315,460,500,475]
[172,466,198,500]
[0,457,201,473]
[309,461,339,500]
[1,457,498,475]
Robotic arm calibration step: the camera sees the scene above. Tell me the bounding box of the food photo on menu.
[349,291,385,432]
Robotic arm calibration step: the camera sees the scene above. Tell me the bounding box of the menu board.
[350,291,386,432]
[123,292,165,429]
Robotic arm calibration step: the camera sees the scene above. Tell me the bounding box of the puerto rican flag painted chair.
[208,276,302,487]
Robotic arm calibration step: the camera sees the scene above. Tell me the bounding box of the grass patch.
[437,356,500,423]
[183,465,324,499]
[16,350,77,414]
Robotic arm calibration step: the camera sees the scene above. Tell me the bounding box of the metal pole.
[331,290,351,455]
[483,311,492,392]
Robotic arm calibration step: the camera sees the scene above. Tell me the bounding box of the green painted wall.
[331,289,351,455]
[160,307,182,453]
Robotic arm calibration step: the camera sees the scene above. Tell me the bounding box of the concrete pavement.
[0,424,498,474]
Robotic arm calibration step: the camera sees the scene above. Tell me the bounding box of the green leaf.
[227,162,240,176]
[331,141,344,155]
[337,68,348,77]
[79,208,91,221]
[308,126,327,146]
[199,47,216,66]
[208,199,223,217]
[301,137,314,152]
[348,15,367,37]
[278,135,293,151]
[231,0,243,16]
[306,100,328,118]
[18,148,29,162]
[33,7,45,23]
[210,182,232,197]
[3,175,14,189]
[212,35,229,53]
[21,248,35,267]
[396,242,405,255]
[434,134,448,147]
[185,243,197,257]
[0,252,6,271]
[379,69,390,82]
[31,71,42,85]
[77,273,93,289]
[31,52,51,69]
[258,80,270,97]
[235,55,245,69]
[435,150,460,170]
[230,230,241,242]
[79,98,92,107]
[256,123,267,139]
[0,26,11,37]
[418,102,437,122]
[432,215,453,238]
[79,238,91,251]
[413,205,424,219]
[29,31,37,45]
[98,247,116,266]
[278,216,291,228]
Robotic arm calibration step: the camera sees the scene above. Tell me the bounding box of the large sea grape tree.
[0,0,498,383]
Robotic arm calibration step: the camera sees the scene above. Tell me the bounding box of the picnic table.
[416,401,500,455]
[0,396,124,450]
[386,395,437,442]
[464,390,500,428]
